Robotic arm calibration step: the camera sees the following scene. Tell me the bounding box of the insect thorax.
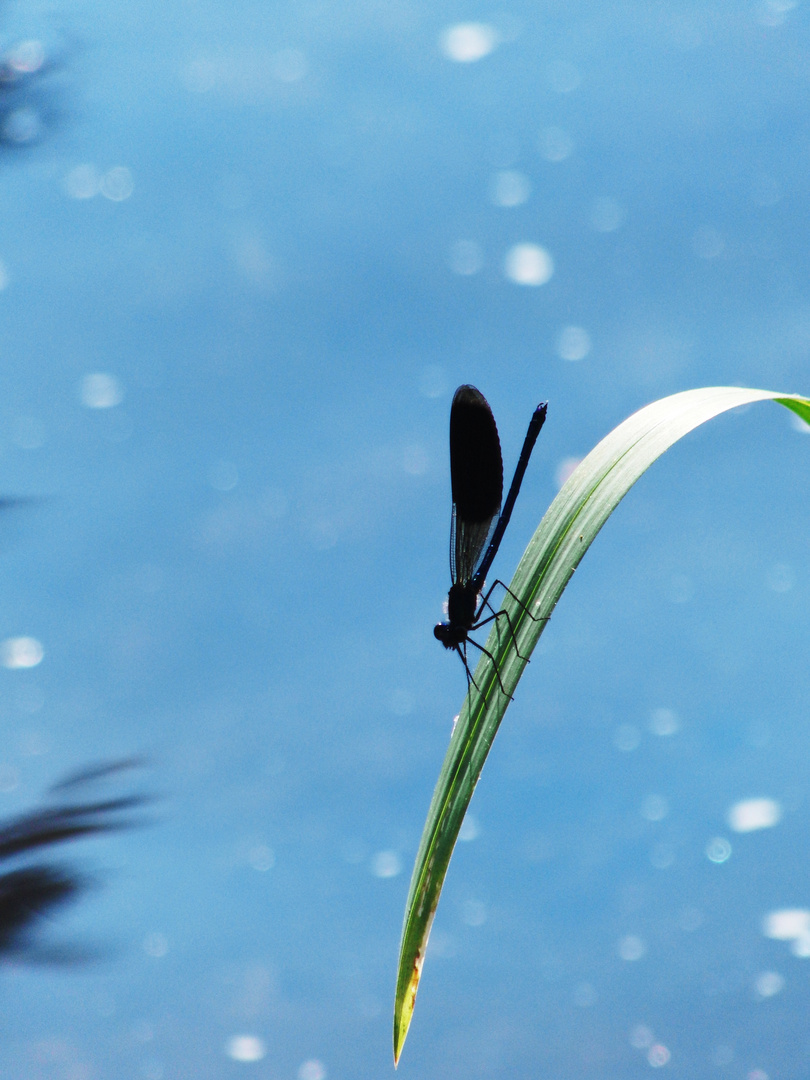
[446,581,479,628]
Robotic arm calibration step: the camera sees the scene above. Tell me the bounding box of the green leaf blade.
[394,386,810,1065]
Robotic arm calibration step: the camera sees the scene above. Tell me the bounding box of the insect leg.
[473,581,541,663]
[487,579,549,625]
[454,641,480,694]
[464,636,513,699]
[475,598,528,659]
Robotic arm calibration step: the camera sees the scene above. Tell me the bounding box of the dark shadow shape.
[0,866,81,954]
[0,758,152,960]
[49,755,149,794]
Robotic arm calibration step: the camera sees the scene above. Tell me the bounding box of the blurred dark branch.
[0,498,40,512]
[0,866,81,953]
[49,755,149,793]
[0,758,151,959]
[0,795,149,860]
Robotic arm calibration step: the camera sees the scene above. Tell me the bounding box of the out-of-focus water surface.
[0,0,809,1076]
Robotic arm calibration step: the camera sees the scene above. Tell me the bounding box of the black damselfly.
[434,385,547,695]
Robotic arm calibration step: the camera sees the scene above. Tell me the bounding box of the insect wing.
[448,385,503,585]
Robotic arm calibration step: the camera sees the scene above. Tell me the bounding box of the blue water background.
[0,0,809,1076]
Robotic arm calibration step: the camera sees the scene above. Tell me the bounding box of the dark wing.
[448,385,503,585]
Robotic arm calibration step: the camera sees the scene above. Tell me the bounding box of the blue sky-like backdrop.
[0,0,809,1077]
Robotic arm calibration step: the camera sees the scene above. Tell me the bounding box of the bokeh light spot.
[572,982,596,1006]
[668,574,694,603]
[461,899,487,926]
[0,765,19,793]
[209,460,239,491]
[614,723,641,751]
[65,164,101,199]
[3,107,39,143]
[713,1045,734,1067]
[143,932,168,958]
[298,1061,326,1080]
[248,844,275,872]
[491,170,531,207]
[100,167,134,202]
[226,1035,267,1063]
[648,1044,671,1067]
[766,563,795,592]
[458,813,480,842]
[650,842,675,869]
[82,373,124,409]
[727,798,781,833]
[554,456,582,488]
[641,795,669,822]
[419,365,448,399]
[591,197,625,232]
[441,23,499,62]
[539,126,573,162]
[402,445,429,476]
[0,637,43,669]
[8,39,44,73]
[706,837,732,863]
[630,1024,654,1049]
[756,0,798,26]
[679,907,704,931]
[448,240,484,276]
[618,934,646,961]
[763,909,810,957]
[503,243,553,285]
[18,730,49,756]
[649,708,679,736]
[764,909,810,938]
[754,970,784,998]
[371,850,402,878]
[557,325,591,361]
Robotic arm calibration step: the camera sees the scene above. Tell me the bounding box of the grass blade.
[393,386,810,1064]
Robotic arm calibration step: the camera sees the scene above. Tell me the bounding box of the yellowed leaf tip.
[393,949,424,1066]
